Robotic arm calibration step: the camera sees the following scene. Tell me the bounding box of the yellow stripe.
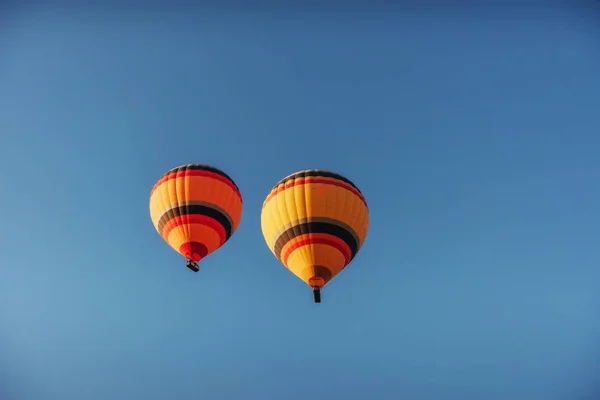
[260,182,369,251]
[262,175,362,208]
[285,243,347,286]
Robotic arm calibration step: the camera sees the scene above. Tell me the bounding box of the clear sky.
[1,4,600,400]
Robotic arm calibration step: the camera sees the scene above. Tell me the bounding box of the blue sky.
[1,4,600,400]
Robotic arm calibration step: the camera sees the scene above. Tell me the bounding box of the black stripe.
[157,205,232,239]
[273,169,361,194]
[165,164,240,192]
[273,221,358,261]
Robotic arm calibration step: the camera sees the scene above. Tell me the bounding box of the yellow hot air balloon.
[149,164,243,272]
[260,169,369,303]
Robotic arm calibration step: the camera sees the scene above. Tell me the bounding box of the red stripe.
[282,235,351,267]
[263,178,366,209]
[151,170,242,201]
[161,214,226,245]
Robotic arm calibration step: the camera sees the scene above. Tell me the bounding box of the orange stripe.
[166,223,222,256]
[281,233,352,267]
[151,169,242,201]
[161,214,227,245]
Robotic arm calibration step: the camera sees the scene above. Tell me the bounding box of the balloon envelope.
[149,164,243,266]
[260,169,369,297]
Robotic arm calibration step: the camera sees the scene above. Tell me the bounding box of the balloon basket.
[313,287,321,303]
[186,260,200,272]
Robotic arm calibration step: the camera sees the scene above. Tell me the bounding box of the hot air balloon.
[149,164,243,272]
[260,169,369,303]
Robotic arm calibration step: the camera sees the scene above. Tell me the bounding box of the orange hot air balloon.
[260,169,369,303]
[149,164,243,272]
